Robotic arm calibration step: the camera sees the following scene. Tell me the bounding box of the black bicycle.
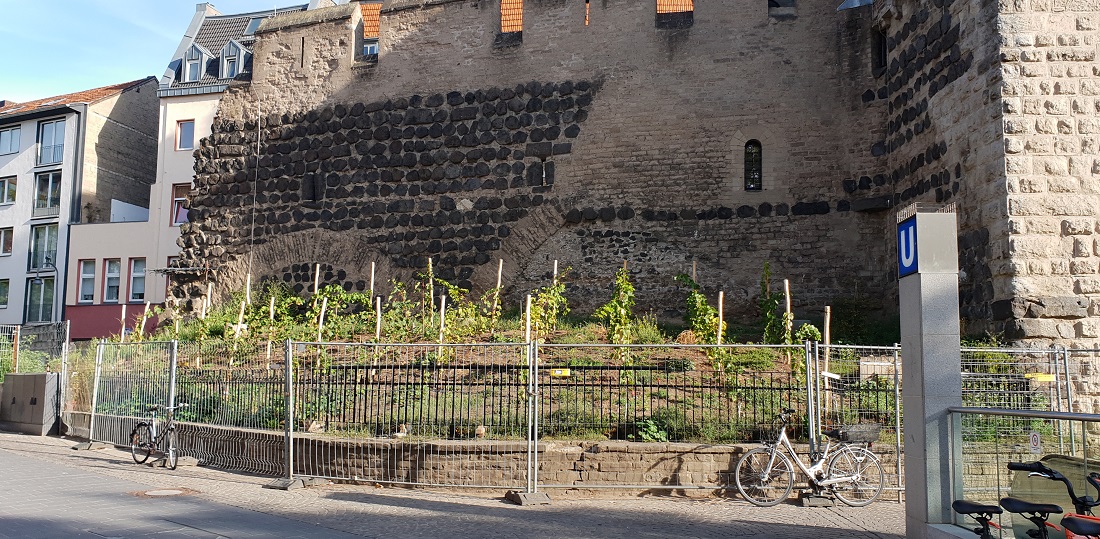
[130,403,188,470]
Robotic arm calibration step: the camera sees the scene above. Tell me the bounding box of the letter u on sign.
[897,217,918,278]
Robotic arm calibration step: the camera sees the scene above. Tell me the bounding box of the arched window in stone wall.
[745,140,763,191]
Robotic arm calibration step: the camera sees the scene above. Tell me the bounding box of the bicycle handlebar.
[1008,461,1055,475]
[1010,461,1100,515]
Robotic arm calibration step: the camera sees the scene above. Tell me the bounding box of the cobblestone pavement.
[0,432,905,538]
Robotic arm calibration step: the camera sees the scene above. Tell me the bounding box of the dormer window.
[182,43,212,83]
[220,40,248,80]
[186,60,201,82]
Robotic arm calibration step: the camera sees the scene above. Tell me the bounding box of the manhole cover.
[144,489,184,497]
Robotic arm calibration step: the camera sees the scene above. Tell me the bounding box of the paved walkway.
[0,432,905,538]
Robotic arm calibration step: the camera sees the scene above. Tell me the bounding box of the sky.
[0,0,308,103]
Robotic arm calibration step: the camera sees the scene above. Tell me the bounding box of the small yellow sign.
[1024,373,1056,382]
[550,368,571,378]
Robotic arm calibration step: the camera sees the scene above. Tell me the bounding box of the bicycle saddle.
[1000,497,1062,515]
[953,500,1003,516]
[1062,515,1100,537]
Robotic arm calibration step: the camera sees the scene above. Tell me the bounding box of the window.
[745,140,763,191]
[656,0,693,29]
[104,259,121,303]
[25,277,54,323]
[0,126,19,155]
[186,60,201,82]
[361,3,382,58]
[871,29,887,77]
[33,171,61,218]
[501,0,523,32]
[585,0,590,26]
[183,44,206,82]
[222,40,245,79]
[172,183,190,225]
[225,57,238,78]
[78,260,96,303]
[244,17,265,36]
[178,120,195,151]
[37,119,65,165]
[129,258,146,302]
[0,176,14,204]
[0,227,11,255]
[0,279,7,308]
[28,224,57,271]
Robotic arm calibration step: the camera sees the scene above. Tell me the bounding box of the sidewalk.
[0,431,905,538]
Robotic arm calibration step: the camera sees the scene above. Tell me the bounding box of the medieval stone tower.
[174,0,1100,347]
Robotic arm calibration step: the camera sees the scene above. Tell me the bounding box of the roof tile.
[0,78,154,117]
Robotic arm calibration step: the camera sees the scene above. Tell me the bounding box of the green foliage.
[794,323,822,343]
[758,263,792,345]
[529,269,571,342]
[629,418,669,442]
[831,297,900,345]
[675,274,723,344]
[631,313,667,344]
[595,267,636,346]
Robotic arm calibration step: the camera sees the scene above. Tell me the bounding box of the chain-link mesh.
[0,325,16,383]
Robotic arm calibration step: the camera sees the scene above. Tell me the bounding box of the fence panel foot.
[506,491,551,506]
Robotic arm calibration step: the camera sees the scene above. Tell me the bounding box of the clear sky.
[0,0,309,103]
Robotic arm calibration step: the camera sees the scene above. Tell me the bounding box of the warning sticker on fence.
[1029,431,1042,455]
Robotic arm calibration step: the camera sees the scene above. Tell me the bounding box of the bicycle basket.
[838,424,881,443]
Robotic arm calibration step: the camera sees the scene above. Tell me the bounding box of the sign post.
[897,204,963,539]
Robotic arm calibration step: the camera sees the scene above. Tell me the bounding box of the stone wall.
[82,79,158,223]
[179,0,899,319]
[998,2,1100,346]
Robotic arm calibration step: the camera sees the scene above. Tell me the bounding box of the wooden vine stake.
[692,259,697,283]
[311,263,320,309]
[824,305,833,417]
[717,291,724,346]
[245,273,252,305]
[437,295,447,360]
[553,259,559,285]
[525,294,533,344]
[372,296,382,379]
[783,279,792,365]
[426,257,435,325]
[138,302,151,338]
[491,259,503,333]
[315,296,328,369]
[119,304,128,342]
[266,295,275,361]
[369,261,376,297]
[231,299,246,359]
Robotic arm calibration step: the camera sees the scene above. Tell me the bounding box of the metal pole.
[284,339,295,481]
[89,341,104,442]
[893,345,903,502]
[1063,347,1076,454]
[168,340,179,408]
[526,340,535,493]
[532,341,540,494]
[1052,346,1064,453]
[805,341,815,456]
[12,325,19,373]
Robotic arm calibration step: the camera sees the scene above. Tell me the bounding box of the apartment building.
[0,79,157,326]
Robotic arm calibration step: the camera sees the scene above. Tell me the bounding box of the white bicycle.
[735,408,885,507]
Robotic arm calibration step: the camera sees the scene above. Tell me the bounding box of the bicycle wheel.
[165,428,179,470]
[735,447,795,507]
[130,424,153,464]
[827,446,885,506]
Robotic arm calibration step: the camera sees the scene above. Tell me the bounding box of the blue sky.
[0,0,305,103]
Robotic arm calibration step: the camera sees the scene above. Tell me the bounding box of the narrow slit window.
[361,2,382,58]
[656,0,694,29]
[745,140,763,191]
[585,0,590,26]
[871,29,887,77]
[501,0,523,33]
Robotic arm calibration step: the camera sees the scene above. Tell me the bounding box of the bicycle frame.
[762,424,862,488]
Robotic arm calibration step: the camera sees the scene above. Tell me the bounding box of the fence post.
[1062,346,1076,454]
[804,341,816,456]
[893,344,903,502]
[12,325,19,373]
[284,339,295,482]
[532,341,540,494]
[168,341,179,408]
[89,341,104,442]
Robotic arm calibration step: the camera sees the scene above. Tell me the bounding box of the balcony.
[31,205,60,219]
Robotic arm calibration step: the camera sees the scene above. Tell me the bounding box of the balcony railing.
[32,205,60,219]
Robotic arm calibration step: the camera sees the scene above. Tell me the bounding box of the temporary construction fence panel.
[286,342,534,489]
[90,341,174,447]
[0,325,17,382]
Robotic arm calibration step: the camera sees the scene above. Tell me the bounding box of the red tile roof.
[501,0,523,32]
[361,3,381,39]
[0,77,154,117]
[657,0,694,13]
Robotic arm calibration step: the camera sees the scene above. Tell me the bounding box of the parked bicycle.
[129,403,189,470]
[734,408,885,507]
[952,460,1100,538]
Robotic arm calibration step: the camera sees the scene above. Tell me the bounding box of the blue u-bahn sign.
[897,217,918,278]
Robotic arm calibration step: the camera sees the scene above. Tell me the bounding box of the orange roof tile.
[361,3,382,39]
[657,0,694,13]
[0,77,154,117]
[501,0,523,33]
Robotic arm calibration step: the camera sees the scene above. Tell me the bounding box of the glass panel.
[26,278,53,323]
[0,128,13,154]
[80,260,95,302]
[226,58,237,78]
[30,225,56,269]
[0,280,7,307]
[179,121,195,150]
[745,140,763,191]
[105,258,120,302]
[2,177,15,204]
[187,60,200,81]
[1,228,11,254]
[131,258,146,301]
[41,122,54,146]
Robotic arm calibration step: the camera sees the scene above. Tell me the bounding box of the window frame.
[37,118,65,166]
[28,223,58,272]
[0,227,12,256]
[171,183,190,225]
[177,120,195,151]
[33,170,62,218]
[744,140,763,192]
[24,276,54,324]
[78,259,96,303]
[0,126,20,155]
[129,258,146,303]
[0,279,7,309]
[104,258,121,303]
[0,176,15,205]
